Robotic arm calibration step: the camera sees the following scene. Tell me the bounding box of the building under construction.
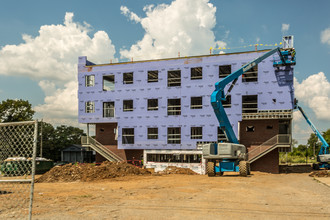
[78,47,294,174]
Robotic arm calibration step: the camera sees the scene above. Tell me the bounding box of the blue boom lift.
[203,46,296,176]
[296,105,330,169]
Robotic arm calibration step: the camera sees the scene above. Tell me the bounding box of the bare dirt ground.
[2,172,330,220]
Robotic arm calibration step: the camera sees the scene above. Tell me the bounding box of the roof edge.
[85,49,272,67]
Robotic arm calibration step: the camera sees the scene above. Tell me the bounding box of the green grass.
[279,154,317,164]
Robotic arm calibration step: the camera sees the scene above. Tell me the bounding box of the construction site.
[1,36,330,219]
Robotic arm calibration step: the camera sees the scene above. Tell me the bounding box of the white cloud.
[294,72,330,120]
[120,0,226,60]
[35,81,78,119]
[292,110,303,122]
[281,23,290,33]
[120,6,141,23]
[0,12,116,125]
[321,27,330,45]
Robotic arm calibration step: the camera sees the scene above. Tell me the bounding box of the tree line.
[0,99,85,161]
[291,130,330,158]
[1,99,329,161]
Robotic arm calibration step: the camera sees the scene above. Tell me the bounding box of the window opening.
[167,99,181,115]
[219,65,231,78]
[103,75,115,91]
[148,70,158,83]
[168,127,181,144]
[242,95,258,113]
[148,128,158,139]
[191,67,202,80]
[85,75,95,87]
[148,99,158,111]
[103,102,115,117]
[122,128,134,144]
[123,72,133,84]
[246,126,255,132]
[217,127,228,142]
[191,97,202,109]
[168,70,181,87]
[242,65,258,82]
[222,95,231,108]
[146,153,201,163]
[191,127,202,139]
[85,101,95,113]
[123,100,133,112]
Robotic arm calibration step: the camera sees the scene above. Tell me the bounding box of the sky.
[0,0,329,145]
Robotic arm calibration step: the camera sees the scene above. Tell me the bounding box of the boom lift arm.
[203,47,296,177]
[296,105,330,168]
[211,47,296,143]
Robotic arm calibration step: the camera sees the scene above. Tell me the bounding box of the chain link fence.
[0,121,38,220]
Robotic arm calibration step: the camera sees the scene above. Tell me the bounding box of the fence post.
[29,120,38,220]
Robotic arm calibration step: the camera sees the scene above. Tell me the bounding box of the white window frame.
[85,101,95,113]
[167,127,181,144]
[191,127,203,139]
[85,75,95,87]
[103,102,115,117]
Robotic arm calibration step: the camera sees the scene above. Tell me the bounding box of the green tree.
[306,129,330,157]
[0,99,35,122]
[37,121,56,159]
[40,125,85,161]
[323,129,330,144]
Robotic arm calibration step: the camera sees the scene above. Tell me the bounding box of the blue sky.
[0,0,329,144]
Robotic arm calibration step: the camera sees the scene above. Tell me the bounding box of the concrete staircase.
[81,136,124,162]
[247,134,291,163]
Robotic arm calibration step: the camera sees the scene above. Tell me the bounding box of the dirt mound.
[309,170,330,177]
[160,166,198,175]
[36,162,151,183]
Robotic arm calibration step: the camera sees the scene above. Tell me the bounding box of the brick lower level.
[250,149,279,174]
[95,145,143,163]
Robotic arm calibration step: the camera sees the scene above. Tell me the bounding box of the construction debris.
[36,162,151,183]
[309,170,330,177]
[159,166,198,175]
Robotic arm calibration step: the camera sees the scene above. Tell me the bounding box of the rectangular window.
[85,101,95,113]
[103,102,115,117]
[191,67,202,80]
[146,153,201,163]
[123,72,133,84]
[168,70,181,87]
[147,99,158,111]
[191,127,202,139]
[168,127,181,144]
[242,95,258,113]
[148,70,158,83]
[217,127,227,142]
[122,128,134,144]
[167,99,181,115]
[191,97,202,109]
[148,128,158,139]
[242,65,258,82]
[103,75,115,91]
[85,75,95,87]
[123,100,133,112]
[219,65,231,78]
[222,95,231,108]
